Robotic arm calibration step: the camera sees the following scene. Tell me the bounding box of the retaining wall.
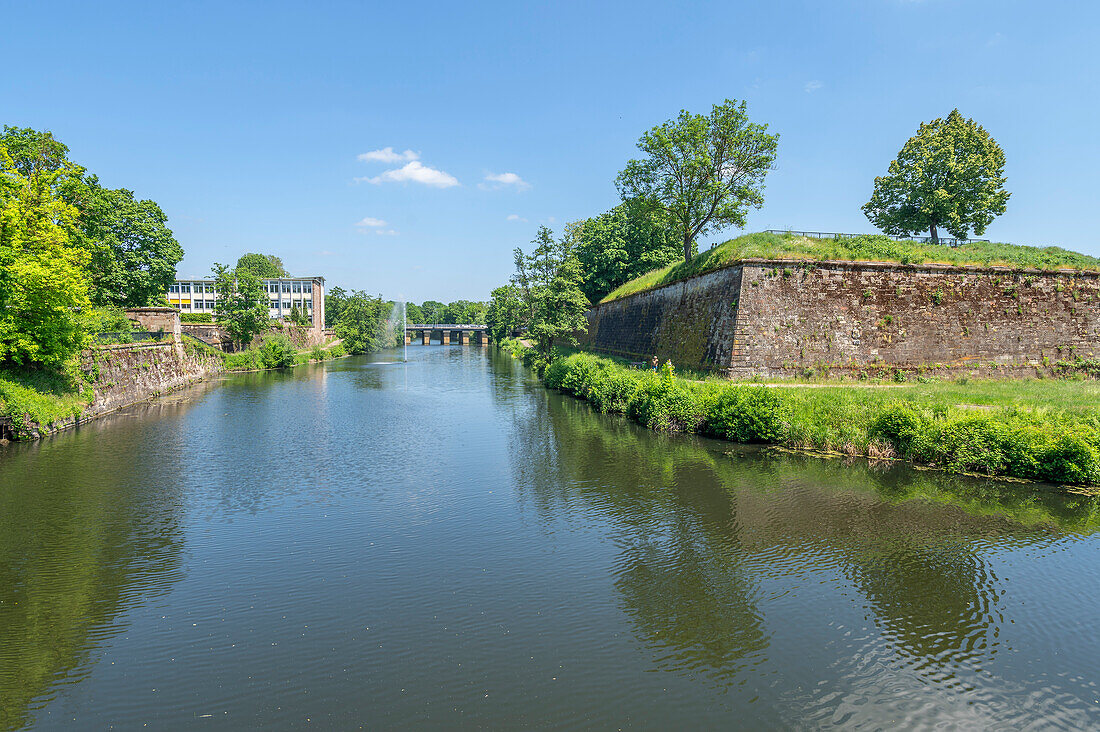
[578,259,1100,378]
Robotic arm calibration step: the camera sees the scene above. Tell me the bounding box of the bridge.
[405,324,490,345]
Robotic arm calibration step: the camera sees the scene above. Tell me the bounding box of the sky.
[4,1,1099,302]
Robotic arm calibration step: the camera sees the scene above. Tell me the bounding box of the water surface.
[2,347,1099,729]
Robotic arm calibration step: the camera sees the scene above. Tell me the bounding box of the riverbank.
[502,340,1100,489]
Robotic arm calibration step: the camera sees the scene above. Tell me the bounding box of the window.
[283,301,291,309]
[282,283,291,293]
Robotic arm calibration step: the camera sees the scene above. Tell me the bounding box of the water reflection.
[0,399,192,730]
[503,373,1098,694]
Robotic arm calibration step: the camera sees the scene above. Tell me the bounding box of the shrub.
[705,386,789,443]
[180,313,213,323]
[223,349,264,371]
[328,343,347,358]
[310,345,326,362]
[590,369,642,414]
[627,372,705,432]
[258,334,296,369]
[870,402,927,456]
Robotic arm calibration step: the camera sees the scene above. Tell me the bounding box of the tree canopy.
[616,99,778,262]
[0,146,93,370]
[84,179,183,308]
[211,263,268,347]
[863,109,1010,244]
[334,291,389,354]
[509,226,589,364]
[236,253,289,279]
[570,199,683,303]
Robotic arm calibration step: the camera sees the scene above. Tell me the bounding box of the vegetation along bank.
[504,342,1100,489]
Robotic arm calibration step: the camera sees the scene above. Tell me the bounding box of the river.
[2,347,1099,729]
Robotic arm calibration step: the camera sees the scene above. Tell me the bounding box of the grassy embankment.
[501,340,1100,489]
[0,338,349,438]
[602,231,1100,302]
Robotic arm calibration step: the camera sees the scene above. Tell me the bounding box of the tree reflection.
[497,370,1099,683]
[0,420,185,730]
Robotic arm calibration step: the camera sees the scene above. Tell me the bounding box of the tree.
[486,285,524,342]
[511,226,589,363]
[236,252,288,279]
[83,180,183,307]
[334,291,387,354]
[419,300,445,324]
[211,263,268,348]
[325,286,348,328]
[616,99,778,262]
[0,146,93,370]
[863,109,1010,244]
[404,302,423,324]
[571,198,683,303]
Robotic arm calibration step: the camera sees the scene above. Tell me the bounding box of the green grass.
[532,350,1100,487]
[0,367,93,437]
[602,231,1100,302]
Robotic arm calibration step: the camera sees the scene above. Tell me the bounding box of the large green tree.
[419,300,445,324]
[571,199,683,303]
[211,263,268,348]
[486,284,525,342]
[0,146,93,370]
[236,252,288,279]
[616,99,778,262]
[863,109,1010,244]
[334,291,388,353]
[511,226,589,362]
[84,179,183,307]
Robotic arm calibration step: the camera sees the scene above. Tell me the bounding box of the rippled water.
[2,347,1099,729]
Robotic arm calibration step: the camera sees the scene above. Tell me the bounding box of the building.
[167,276,326,330]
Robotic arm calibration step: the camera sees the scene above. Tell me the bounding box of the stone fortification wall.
[579,259,1100,378]
[579,266,744,367]
[83,341,223,417]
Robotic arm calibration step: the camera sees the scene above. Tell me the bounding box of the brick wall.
[579,259,1100,378]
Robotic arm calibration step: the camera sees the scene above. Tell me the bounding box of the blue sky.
[4,1,1098,301]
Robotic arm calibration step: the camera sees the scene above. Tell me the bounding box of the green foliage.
[333,291,389,354]
[0,145,93,370]
[83,180,183,307]
[602,231,1100,303]
[486,285,524,342]
[403,302,423,324]
[211,263,268,347]
[510,226,590,361]
[441,299,488,325]
[310,345,326,361]
[235,252,288,278]
[328,343,347,358]
[569,199,684,302]
[525,350,1100,486]
[180,313,213,323]
[418,300,446,324]
[257,333,296,369]
[88,306,134,334]
[325,285,348,328]
[705,386,788,443]
[222,348,264,371]
[616,98,779,261]
[0,366,92,436]
[863,109,1010,242]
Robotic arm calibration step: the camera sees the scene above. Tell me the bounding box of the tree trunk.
[683,232,693,262]
[929,222,939,245]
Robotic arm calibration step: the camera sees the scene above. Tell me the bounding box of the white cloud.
[355,216,387,228]
[804,80,823,93]
[358,161,459,188]
[376,229,398,236]
[506,214,528,222]
[481,171,531,191]
[357,147,419,164]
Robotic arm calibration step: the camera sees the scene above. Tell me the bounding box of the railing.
[406,324,488,329]
[764,230,989,247]
[96,331,169,344]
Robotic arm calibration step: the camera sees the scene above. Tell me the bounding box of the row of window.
[170,281,315,295]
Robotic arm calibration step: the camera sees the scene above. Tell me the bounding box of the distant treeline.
[324,291,488,329]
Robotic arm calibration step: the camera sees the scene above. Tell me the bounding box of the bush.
[328,343,347,358]
[310,345,326,362]
[705,386,788,443]
[223,349,264,371]
[180,313,213,323]
[627,372,705,432]
[870,402,927,455]
[258,334,296,369]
